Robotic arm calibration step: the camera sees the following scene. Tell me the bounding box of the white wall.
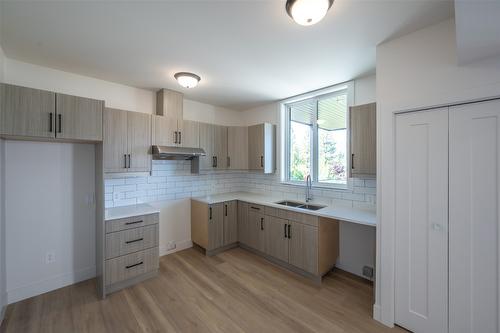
[184,99,245,126]
[376,18,500,326]
[0,2,7,322]
[4,142,96,304]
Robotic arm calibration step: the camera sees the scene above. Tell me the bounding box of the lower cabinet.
[101,212,159,296]
[191,200,238,254]
[288,221,318,275]
[264,216,289,263]
[191,199,338,280]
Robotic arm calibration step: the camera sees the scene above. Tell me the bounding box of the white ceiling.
[455,0,500,65]
[0,0,453,110]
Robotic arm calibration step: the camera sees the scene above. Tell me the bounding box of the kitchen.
[1,1,500,333]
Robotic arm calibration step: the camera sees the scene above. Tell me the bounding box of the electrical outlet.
[166,241,176,251]
[362,266,374,278]
[45,251,56,264]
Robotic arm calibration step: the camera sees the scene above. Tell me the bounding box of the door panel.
[0,84,55,138]
[180,120,200,148]
[288,221,318,275]
[449,100,500,333]
[237,201,249,246]
[228,126,248,169]
[395,108,448,333]
[214,125,228,169]
[223,201,238,246]
[153,115,178,146]
[265,216,289,263]
[350,103,376,175]
[248,124,264,170]
[127,112,151,172]
[56,93,103,141]
[103,108,128,172]
[199,123,215,170]
[208,203,224,251]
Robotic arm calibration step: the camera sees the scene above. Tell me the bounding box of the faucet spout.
[305,175,312,203]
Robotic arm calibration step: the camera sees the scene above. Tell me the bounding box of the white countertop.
[192,192,376,227]
[105,203,160,221]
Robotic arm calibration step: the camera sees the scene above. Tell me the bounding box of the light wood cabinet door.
[223,201,238,246]
[237,201,249,246]
[55,93,103,141]
[247,208,266,253]
[103,108,128,172]
[350,103,376,176]
[208,203,224,251]
[127,111,151,172]
[156,89,183,120]
[214,125,228,169]
[248,124,264,170]
[265,216,289,263]
[199,122,215,170]
[228,126,248,169]
[153,115,178,146]
[289,221,318,275]
[0,83,55,138]
[180,120,200,148]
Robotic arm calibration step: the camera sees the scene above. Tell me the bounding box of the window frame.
[282,83,353,189]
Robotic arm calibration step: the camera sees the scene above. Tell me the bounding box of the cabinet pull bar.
[125,220,143,225]
[260,217,264,230]
[250,206,260,211]
[288,224,291,239]
[351,153,355,169]
[124,154,127,168]
[225,205,228,216]
[260,156,264,168]
[212,156,216,168]
[49,113,53,132]
[58,114,62,133]
[179,131,182,144]
[215,156,218,168]
[128,154,131,169]
[125,238,144,244]
[284,224,287,238]
[174,131,178,144]
[209,207,212,220]
[126,261,143,269]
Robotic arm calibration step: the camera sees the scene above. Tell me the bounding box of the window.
[284,89,349,187]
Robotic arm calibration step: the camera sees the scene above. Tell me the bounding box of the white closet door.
[395,108,449,333]
[449,99,500,333]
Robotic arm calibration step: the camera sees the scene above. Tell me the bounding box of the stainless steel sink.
[275,200,304,207]
[275,201,326,211]
[298,204,326,211]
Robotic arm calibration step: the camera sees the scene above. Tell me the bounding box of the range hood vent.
[151,145,206,174]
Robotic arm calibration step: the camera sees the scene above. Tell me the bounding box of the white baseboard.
[159,240,193,257]
[373,303,381,321]
[7,266,96,304]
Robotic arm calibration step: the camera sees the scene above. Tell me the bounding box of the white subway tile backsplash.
[104,161,376,210]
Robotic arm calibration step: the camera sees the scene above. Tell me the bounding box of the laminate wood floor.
[1,247,405,333]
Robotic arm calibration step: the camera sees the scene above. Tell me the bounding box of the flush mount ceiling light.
[174,72,201,88]
[286,0,334,26]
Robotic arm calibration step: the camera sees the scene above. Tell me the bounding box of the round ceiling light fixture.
[174,72,201,88]
[286,0,333,26]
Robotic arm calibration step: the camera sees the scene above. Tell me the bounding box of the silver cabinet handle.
[124,154,127,168]
[174,131,178,144]
[58,114,62,133]
[178,131,182,145]
[260,156,263,168]
[128,154,131,168]
[49,113,53,132]
[351,153,355,169]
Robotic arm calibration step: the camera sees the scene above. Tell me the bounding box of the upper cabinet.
[154,89,192,147]
[248,123,275,174]
[55,93,103,141]
[0,83,103,142]
[227,126,248,170]
[103,108,151,173]
[199,123,228,170]
[349,102,376,176]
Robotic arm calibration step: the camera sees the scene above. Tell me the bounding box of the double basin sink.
[275,200,326,211]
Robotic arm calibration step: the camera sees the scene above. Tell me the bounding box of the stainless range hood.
[151,145,206,173]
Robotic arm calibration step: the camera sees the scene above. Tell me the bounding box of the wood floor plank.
[1,247,405,333]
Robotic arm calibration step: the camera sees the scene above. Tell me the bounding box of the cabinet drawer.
[105,247,159,286]
[105,213,159,233]
[264,206,287,219]
[286,211,318,227]
[105,224,158,259]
